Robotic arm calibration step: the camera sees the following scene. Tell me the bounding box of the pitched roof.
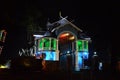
[50,17,83,32]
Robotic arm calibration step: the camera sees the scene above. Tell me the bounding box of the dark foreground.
[0,69,119,80]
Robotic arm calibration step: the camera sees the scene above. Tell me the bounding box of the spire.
[59,11,63,19]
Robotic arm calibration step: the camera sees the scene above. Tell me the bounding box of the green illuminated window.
[39,39,43,49]
[51,39,57,50]
[44,38,50,50]
[38,38,57,50]
[77,40,88,51]
[77,40,83,51]
[83,41,88,51]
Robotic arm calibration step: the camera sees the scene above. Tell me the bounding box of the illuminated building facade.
[33,17,91,71]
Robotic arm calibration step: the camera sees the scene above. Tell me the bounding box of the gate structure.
[33,17,91,71]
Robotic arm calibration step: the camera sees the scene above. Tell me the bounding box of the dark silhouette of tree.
[18,6,47,32]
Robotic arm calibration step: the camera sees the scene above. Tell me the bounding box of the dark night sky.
[0,0,119,61]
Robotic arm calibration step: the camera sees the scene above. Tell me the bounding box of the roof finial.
[59,11,63,19]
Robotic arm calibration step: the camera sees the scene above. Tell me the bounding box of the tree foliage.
[19,6,46,32]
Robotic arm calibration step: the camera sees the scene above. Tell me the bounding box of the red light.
[59,33,69,38]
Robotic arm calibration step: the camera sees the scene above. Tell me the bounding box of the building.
[33,17,91,71]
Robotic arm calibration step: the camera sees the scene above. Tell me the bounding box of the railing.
[18,47,35,56]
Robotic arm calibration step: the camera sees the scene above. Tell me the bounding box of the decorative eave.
[64,18,83,32]
[51,17,83,32]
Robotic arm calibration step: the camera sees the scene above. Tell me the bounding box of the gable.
[49,18,83,38]
[55,24,80,36]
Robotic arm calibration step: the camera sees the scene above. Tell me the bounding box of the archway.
[57,31,77,71]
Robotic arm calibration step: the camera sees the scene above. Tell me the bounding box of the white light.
[65,33,69,36]
[94,52,97,55]
[99,62,103,70]
[33,35,43,38]
[69,36,75,40]
[67,51,70,53]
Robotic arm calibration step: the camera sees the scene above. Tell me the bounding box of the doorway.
[58,31,76,71]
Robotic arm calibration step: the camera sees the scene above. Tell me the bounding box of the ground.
[0,69,118,80]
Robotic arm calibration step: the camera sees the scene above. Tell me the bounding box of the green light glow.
[44,38,50,50]
[38,38,57,50]
[84,41,88,51]
[51,39,57,50]
[77,40,88,51]
[77,40,83,51]
[39,39,43,49]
